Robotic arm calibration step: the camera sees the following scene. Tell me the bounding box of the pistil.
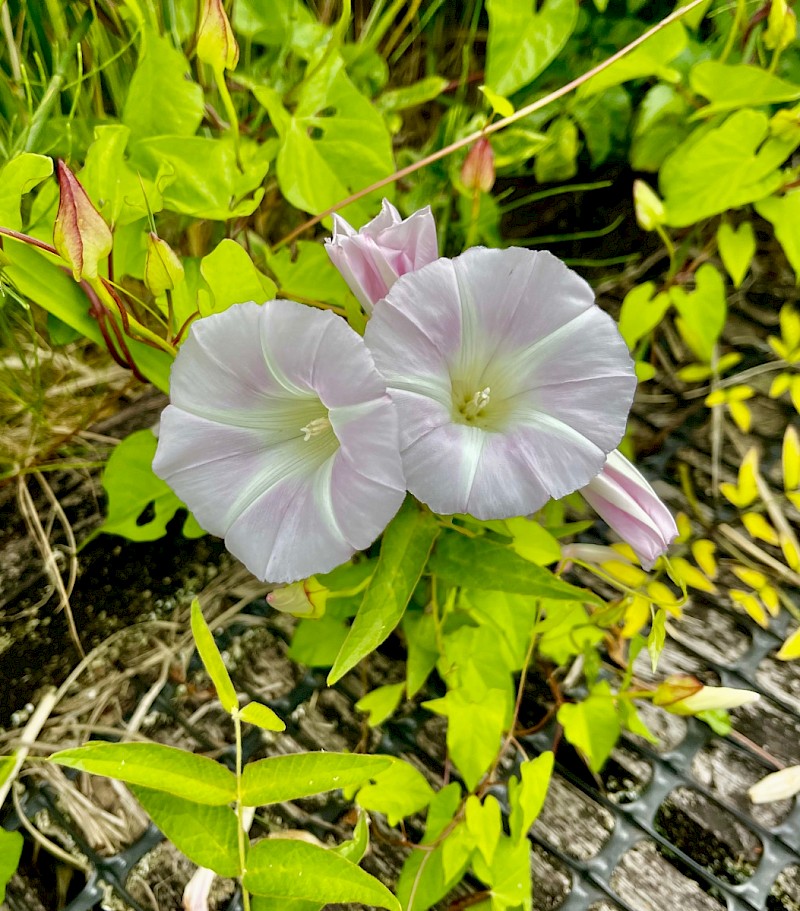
[461,387,491,420]
[300,416,332,441]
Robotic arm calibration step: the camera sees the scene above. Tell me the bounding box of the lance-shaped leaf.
[329,498,439,684]
[243,838,400,910]
[429,530,601,603]
[131,786,240,876]
[51,742,236,805]
[191,599,238,713]
[239,702,285,732]
[53,160,113,282]
[241,752,391,806]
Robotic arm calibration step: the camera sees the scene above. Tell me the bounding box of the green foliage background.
[2,0,800,908]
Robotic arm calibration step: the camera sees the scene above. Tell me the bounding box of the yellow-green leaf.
[51,742,237,805]
[241,753,392,806]
[728,400,752,432]
[239,702,285,732]
[742,513,780,546]
[717,221,755,288]
[691,539,718,578]
[783,426,800,491]
[777,626,800,660]
[730,589,768,627]
[669,556,717,593]
[191,600,238,714]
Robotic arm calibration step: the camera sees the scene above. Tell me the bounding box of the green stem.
[464,190,481,250]
[15,12,92,155]
[92,279,177,356]
[234,710,251,911]
[656,224,677,278]
[720,0,745,63]
[165,289,175,340]
[214,66,241,169]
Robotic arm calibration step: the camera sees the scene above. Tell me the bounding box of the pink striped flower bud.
[53,160,112,282]
[197,0,239,71]
[581,450,677,570]
[461,137,495,193]
[325,199,438,314]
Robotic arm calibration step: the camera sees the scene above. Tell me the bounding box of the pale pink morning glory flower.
[581,449,678,570]
[363,246,637,520]
[153,300,405,583]
[325,199,438,313]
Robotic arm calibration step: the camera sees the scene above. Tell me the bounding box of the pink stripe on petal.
[581,450,678,568]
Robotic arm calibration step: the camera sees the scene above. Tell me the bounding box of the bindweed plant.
[2,0,800,906]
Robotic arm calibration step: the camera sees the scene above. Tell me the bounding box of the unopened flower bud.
[764,0,797,52]
[182,866,215,911]
[655,676,759,715]
[461,137,495,193]
[748,765,800,804]
[633,180,665,232]
[197,0,239,71]
[267,577,328,618]
[53,160,113,282]
[581,450,677,570]
[325,199,438,314]
[145,232,185,297]
[652,675,703,707]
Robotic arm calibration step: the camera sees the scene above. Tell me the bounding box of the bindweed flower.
[153,300,406,583]
[633,180,665,232]
[325,199,438,314]
[182,866,215,911]
[363,246,636,519]
[670,685,760,714]
[53,160,113,282]
[581,449,678,570]
[267,577,328,618]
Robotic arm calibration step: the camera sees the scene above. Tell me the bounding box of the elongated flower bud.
[53,160,113,282]
[461,137,495,193]
[581,450,677,570]
[267,577,328,618]
[633,180,665,232]
[654,676,759,715]
[145,232,185,297]
[748,765,800,804]
[197,0,239,71]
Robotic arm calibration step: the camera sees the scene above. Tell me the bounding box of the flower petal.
[154,300,404,582]
[365,246,636,519]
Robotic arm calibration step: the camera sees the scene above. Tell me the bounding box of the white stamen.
[300,416,331,441]
[462,387,491,420]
